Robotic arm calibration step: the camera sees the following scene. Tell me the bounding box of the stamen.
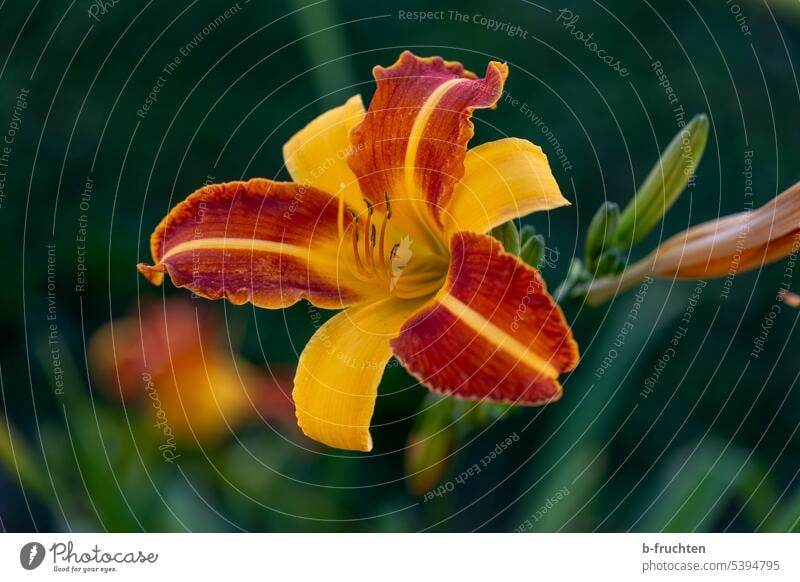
[363,199,376,275]
[343,193,428,291]
[384,192,392,219]
[379,193,391,277]
[347,208,369,276]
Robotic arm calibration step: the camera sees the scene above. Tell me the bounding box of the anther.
[346,197,397,282]
[377,193,392,278]
[384,192,392,219]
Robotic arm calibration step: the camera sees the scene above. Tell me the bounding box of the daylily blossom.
[138,51,579,452]
[89,298,294,443]
[586,182,800,304]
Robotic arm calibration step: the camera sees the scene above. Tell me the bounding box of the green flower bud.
[520,225,537,244]
[405,394,455,496]
[615,113,709,248]
[491,221,521,255]
[592,249,626,277]
[520,233,547,268]
[584,201,620,268]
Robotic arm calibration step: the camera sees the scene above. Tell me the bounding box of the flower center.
[343,194,448,299]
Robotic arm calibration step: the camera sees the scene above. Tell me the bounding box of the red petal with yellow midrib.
[391,232,579,404]
[137,179,371,309]
[348,51,508,228]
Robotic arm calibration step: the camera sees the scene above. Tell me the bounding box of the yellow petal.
[282,95,365,211]
[443,138,569,237]
[293,297,425,452]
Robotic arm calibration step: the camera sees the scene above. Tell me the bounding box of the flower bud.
[520,233,546,268]
[615,114,709,248]
[585,201,620,268]
[405,394,455,496]
[592,249,625,277]
[586,181,800,305]
[491,220,521,255]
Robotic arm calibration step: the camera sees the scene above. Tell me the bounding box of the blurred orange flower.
[89,298,294,446]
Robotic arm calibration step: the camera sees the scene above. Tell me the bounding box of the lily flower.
[138,51,579,452]
[586,182,800,304]
[89,298,295,443]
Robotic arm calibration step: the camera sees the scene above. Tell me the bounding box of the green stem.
[554,259,587,303]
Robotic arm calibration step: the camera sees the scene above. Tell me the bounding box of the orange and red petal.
[391,232,579,405]
[138,179,383,309]
[348,51,508,240]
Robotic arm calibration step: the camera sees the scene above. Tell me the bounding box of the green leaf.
[762,487,800,532]
[640,438,749,532]
[520,445,606,532]
[0,415,48,500]
[35,338,142,530]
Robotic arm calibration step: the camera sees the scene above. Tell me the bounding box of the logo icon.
[19,542,45,570]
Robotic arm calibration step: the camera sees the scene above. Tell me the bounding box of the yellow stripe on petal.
[444,138,569,237]
[293,297,425,452]
[391,232,578,405]
[403,78,467,199]
[348,51,508,243]
[401,78,468,248]
[160,237,309,263]
[438,293,559,379]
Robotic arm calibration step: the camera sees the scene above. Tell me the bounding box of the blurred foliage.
[1,0,799,532]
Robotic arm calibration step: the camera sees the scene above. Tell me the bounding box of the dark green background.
[1,0,799,532]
